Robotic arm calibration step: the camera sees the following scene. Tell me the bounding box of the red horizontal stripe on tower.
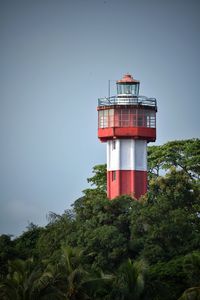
[98,127,156,142]
[107,170,147,200]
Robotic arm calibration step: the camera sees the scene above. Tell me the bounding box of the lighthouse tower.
[97,74,157,199]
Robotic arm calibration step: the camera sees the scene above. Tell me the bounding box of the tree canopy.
[0,138,199,300]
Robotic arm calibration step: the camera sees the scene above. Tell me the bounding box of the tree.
[0,257,67,300]
[131,169,200,263]
[130,168,200,300]
[1,138,199,300]
[36,211,74,262]
[0,258,41,300]
[148,139,200,180]
[183,252,200,287]
[52,246,112,300]
[59,246,88,300]
[0,235,16,278]
[13,223,43,260]
[86,164,107,192]
[110,259,147,300]
[72,194,133,271]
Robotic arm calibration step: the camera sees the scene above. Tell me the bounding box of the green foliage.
[0,139,199,300]
[0,235,16,278]
[0,258,41,300]
[148,138,200,179]
[72,193,133,271]
[13,223,43,260]
[129,167,200,300]
[145,256,187,300]
[86,164,107,192]
[36,211,75,262]
[183,252,200,287]
[131,170,200,263]
[111,258,147,300]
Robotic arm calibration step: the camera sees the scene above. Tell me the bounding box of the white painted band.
[107,139,147,171]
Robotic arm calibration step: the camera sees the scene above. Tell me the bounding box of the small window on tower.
[112,140,116,150]
[112,171,116,181]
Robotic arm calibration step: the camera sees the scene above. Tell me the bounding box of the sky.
[0,0,200,236]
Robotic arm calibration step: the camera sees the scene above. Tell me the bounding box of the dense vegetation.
[0,139,200,300]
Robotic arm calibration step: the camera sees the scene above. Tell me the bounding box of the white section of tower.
[107,139,147,171]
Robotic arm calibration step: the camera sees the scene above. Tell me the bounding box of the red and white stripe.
[107,139,147,199]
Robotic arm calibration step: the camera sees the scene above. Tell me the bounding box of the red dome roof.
[117,73,139,83]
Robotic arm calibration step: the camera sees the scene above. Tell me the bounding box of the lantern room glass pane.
[99,110,104,128]
[98,109,114,128]
[120,109,130,126]
[145,110,156,128]
[109,109,114,127]
[103,110,108,127]
[117,83,139,96]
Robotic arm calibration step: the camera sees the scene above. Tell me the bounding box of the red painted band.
[98,127,156,142]
[107,170,147,200]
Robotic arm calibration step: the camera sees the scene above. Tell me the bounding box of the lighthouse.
[97,74,157,199]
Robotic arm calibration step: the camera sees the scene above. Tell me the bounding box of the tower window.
[112,140,116,150]
[112,171,116,181]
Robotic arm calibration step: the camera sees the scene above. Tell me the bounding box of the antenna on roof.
[108,80,110,98]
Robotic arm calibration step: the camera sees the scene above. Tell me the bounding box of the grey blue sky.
[0,0,200,236]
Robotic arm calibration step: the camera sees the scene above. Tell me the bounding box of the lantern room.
[117,74,140,96]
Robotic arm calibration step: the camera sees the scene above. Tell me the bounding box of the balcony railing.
[98,96,157,109]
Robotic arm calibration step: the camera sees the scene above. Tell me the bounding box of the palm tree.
[0,258,65,300]
[57,246,114,300]
[0,258,40,300]
[111,259,147,300]
[0,247,114,300]
[56,246,91,300]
